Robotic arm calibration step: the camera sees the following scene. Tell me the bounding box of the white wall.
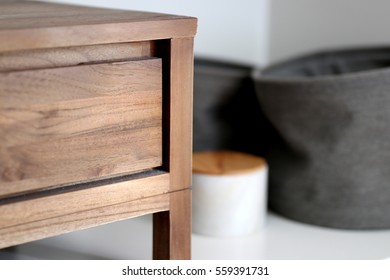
[269,0,390,63]
[44,0,270,67]
[33,0,390,67]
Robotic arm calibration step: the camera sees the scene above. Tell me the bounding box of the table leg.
[153,189,191,260]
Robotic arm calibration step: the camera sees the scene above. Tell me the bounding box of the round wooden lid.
[192,150,267,175]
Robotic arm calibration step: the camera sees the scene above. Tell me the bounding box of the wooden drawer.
[0,58,162,197]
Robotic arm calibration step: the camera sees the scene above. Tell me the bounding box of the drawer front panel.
[0,58,162,197]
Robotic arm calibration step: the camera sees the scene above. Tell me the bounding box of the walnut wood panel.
[0,41,152,72]
[168,38,194,191]
[153,188,191,260]
[152,38,194,260]
[0,173,170,248]
[0,58,163,197]
[0,1,197,52]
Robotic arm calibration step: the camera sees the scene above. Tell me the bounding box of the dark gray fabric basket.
[193,58,269,156]
[254,47,390,229]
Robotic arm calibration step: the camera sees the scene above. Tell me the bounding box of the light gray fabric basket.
[254,48,390,229]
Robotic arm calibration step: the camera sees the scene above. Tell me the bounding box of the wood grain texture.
[0,58,163,197]
[168,38,194,191]
[0,173,170,248]
[152,39,193,259]
[0,41,152,72]
[0,1,197,52]
[0,1,196,259]
[153,188,191,260]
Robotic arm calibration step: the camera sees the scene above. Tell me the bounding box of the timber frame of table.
[0,0,197,260]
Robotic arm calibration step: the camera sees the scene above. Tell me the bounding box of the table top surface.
[0,1,197,52]
[0,1,195,30]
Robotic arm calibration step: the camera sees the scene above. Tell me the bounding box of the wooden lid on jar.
[193,150,267,175]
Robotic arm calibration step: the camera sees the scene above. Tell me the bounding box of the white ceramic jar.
[192,151,268,237]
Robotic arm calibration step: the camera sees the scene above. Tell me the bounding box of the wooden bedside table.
[0,0,197,260]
